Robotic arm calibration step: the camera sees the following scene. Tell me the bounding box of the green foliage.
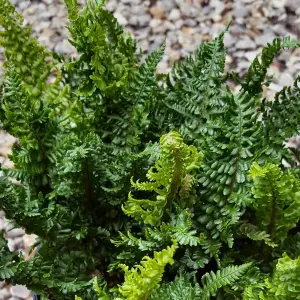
[123,131,202,225]
[149,275,201,300]
[150,263,251,300]
[249,162,300,242]
[200,263,252,299]
[243,253,300,299]
[1,0,300,299]
[117,243,177,300]
[0,0,52,96]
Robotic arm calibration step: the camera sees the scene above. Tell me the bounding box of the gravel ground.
[1,0,300,298]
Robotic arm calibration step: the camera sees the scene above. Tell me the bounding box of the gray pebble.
[236,36,256,50]
[114,13,128,26]
[233,4,249,18]
[54,40,75,54]
[255,32,276,46]
[6,228,25,239]
[138,15,151,27]
[244,50,259,62]
[223,33,237,48]
[279,72,294,87]
[168,8,181,21]
[18,1,30,10]
[183,18,197,27]
[285,0,299,12]
[10,285,31,299]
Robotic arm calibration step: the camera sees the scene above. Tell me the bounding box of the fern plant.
[1,0,300,299]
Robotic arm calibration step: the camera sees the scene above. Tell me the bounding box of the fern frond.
[194,37,300,249]
[266,253,300,298]
[92,277,111,300]
[238,223,277,247]
[0,233,16,279]
[117,243,178,300]
[261,76,300,161]
[0,0,53,96]
[180,248,209,270]
[242,36,300,95]
[149,275,201,300]
[243,253,300,299]
[249,162,300,241]
[65,0,136,97]
[123,131,202,225]
[1,63,70,191]
[171,209,201,246]
[103,43,166,151]
[200,263,252,299]
[161,25,230,140]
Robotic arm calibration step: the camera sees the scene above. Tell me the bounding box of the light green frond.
[243,253,300,300]
[123,131,202,225]
[117,243,178,300]
[92,277,111,300]
[249,162,300,241]
[0,0,53,96]
[267,253,300,298]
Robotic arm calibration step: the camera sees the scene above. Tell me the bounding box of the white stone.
[245,50,259,62]
[6,228,25,239]
[114,13,128,26]
[54,40,75,54]
[279,72,294,87]
[10,285,31,299]
[236,37,256,50]
[168,9,181,21]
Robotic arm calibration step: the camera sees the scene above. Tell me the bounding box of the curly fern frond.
[249,162,300,242]
[242,36,300,95]
[123,131,202,225]
[243,253,300,300]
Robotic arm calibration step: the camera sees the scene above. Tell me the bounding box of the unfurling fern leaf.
[123,131,202,226]
[243,253,300,300]
[249,162,300,242]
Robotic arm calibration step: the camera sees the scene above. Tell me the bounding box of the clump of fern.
[1,0,300,299]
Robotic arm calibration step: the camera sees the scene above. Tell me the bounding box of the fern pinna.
[0,0,300,299]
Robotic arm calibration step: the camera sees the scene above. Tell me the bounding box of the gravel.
[1,0,300,298]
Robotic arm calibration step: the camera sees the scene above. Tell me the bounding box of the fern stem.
[267,182,277,237]
[226,94,243,199]
[83,159,95,211]
[166,148,182,209]
[35,132,51,194]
